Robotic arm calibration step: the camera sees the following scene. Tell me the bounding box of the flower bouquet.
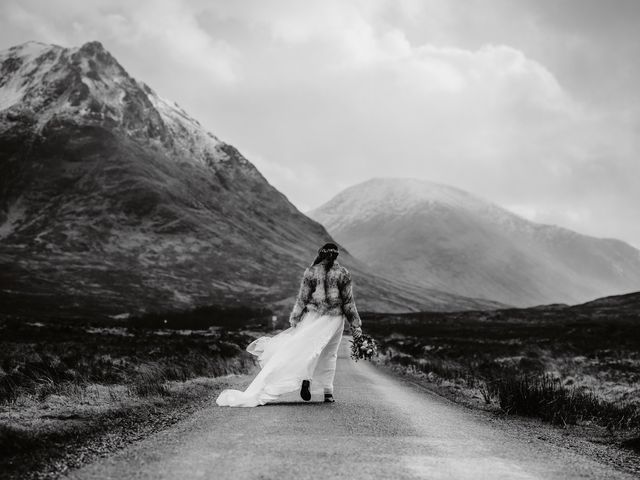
[350,332,378,362]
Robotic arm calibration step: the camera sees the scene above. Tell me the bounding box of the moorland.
[365,292,640,435]
[0,310,267,479]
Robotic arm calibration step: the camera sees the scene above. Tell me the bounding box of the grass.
[0,319,258,404]
[364,302,640,432]
[0,317,265,479]
[489,374,640,429]
[0,378,238,480]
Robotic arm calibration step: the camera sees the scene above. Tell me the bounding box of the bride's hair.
[312,242,339,267]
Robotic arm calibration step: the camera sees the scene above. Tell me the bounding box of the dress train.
[216,311,345,407]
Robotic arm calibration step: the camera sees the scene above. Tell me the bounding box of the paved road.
[67,339,636,480]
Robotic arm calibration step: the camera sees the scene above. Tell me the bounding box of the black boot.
[300,380,311,401]
[324,393,335,403]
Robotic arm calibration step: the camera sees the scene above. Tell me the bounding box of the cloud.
[0,0,638,247]
[0,0,238,83]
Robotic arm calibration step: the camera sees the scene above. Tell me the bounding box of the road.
[67,339,636,480]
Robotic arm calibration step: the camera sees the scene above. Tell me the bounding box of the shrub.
[0,323,257,404]
[489,374,640,429]
[131,364,169,397]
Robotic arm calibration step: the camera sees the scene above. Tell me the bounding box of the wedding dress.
[217,257,361,408]
[216,311,345,407]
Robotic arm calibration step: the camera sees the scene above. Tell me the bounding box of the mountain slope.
[309,178,640,307]
[0,42,501,319]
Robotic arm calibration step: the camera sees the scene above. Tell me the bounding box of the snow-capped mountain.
[0,41,501,319]
[309,178,640,307]
[0,41,231,168]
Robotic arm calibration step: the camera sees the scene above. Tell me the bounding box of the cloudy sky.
[2,0,640,247]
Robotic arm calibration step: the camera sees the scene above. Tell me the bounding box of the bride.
[216,243,363,407]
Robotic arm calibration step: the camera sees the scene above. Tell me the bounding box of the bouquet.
[350,332,378,362]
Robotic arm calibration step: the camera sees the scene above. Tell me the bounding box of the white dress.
[216,311,345,407]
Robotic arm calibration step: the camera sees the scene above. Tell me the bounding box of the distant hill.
[0,42,502,320]
[363,291,640,327]
[310,178,640,307]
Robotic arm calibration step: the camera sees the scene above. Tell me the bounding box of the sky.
[1,0,640,247]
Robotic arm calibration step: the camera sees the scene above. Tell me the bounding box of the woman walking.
[216,243,363,407]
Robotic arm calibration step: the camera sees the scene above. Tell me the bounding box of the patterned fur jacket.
[289,260,362,330]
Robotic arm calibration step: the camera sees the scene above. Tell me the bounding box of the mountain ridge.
[309,177,640,307]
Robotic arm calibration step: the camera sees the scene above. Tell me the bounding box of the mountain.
[309,178,640,307]
[0,41,502,320]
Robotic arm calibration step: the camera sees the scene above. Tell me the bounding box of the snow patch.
[145,86,222,166]
[7,41,51,61]
[0,79,27,110]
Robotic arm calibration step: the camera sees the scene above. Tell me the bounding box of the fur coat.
[289,260,362,329]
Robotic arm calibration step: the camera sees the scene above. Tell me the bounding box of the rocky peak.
[0,40,132,121]
[77,40,107,56]
[71,40,131,83]
[0,41,233,170]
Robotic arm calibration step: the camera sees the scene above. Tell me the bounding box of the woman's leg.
[312,320,344,394]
